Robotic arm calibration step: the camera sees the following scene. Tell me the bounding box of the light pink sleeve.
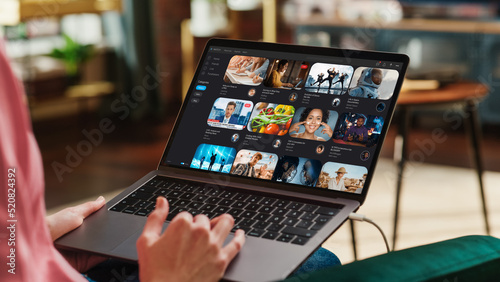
[0,39,86,281]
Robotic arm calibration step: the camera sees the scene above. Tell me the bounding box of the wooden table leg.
[464,100,490,235]
[393,107,410,250]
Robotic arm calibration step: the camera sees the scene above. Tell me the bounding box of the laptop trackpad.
[111,224,168,260]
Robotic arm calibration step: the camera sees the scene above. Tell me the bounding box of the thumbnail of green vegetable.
[250,104,295,135]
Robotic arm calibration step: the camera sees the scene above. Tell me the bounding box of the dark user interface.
[163,46,404,195]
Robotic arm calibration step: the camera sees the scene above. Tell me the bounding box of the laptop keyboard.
[109,176,344,245]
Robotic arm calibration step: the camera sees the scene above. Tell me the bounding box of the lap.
[84,247,341,281]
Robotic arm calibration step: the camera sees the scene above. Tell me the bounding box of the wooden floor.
[38,112,500,264]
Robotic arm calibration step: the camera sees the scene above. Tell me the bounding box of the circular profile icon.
[376,102,386,112]
[248,88,256,97]
[316,144,325,154]
[332,98,341,107]
[360,150,370,161]
[273,139,282,148]
[289,92,298,102]
[231,133,240,143]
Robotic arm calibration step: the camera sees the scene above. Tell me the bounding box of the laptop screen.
[161,39,408,200]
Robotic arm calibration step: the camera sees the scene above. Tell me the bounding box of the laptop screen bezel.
[158,38,409,205]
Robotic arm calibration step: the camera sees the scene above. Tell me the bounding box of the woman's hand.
[289,121,305,134]
[46,196,108,272]
[137,197,245,282]
[320,122,333,138]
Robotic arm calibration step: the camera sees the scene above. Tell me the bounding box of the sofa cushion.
[285,235,500,282]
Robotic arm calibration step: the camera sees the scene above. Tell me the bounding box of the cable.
[349,213,391,253]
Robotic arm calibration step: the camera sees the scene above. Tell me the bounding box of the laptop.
[56,39,409,281]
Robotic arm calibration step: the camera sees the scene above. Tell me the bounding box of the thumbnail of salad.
[249,103,295,135]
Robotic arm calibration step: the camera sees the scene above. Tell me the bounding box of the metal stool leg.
[464,100,490,235]
[393,107,410,250]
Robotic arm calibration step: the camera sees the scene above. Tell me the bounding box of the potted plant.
[48,33,94,85]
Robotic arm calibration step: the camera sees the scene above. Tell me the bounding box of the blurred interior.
[2,0,499,263]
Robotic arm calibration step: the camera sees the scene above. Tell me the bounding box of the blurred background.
[2,0,499,263]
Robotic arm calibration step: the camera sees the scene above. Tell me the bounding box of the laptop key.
[241,211,257,219]
[134,201,151,209]
[146,179,161,187]
[277,234,294,243]
[220,191,235,199]
[286,210,303,219]
[300,212,317,221]
[122,206,139,214]
[282,226,316,238]
[207,189,223,197]
[283,218,299,226]
[179,192,196,200]
[262,231,279,240]
[214,206,231,214]
[169,191,183,198]
[269,216,285,224]
[155,188,170,196]
[267,223,284,232]
[231,201,247,209]
[259,206,275,213]
[183,185,199,193]
[248,229,265,237]
[315,215,332,224]
[247,195,263,203]
[193,194,208,202]
[171,199,190,208]
[201,204,217,211]
[219,199,233,207]
[254,213,270,221]
[203,212,217,219]
[233,193,250,201]
[138,185,158,194]
[253,221,270,230]
[189,209,202,216]
[300,204,319,213]
[206,197,221,205]
[246,204,261,211]
[227,209,244,218]
[196,186,212,195]
[286,202,304,210]
[316,207,340,216]
[310,223,325,231]
[273,208,287,216]
[135,209,151,217]
[171,183,187,190]
[296,220,313,229]
[259,197,277,206]
[110,204,127,212]
[275,200,290,208]
[187,201,204,209]
[291,237,309,246]
[231,225,252,233]
[239,218,256,227]
[158,181,173,189]
[120,198,139,206]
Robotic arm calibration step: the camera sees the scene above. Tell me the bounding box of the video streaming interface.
[163,47,404,195]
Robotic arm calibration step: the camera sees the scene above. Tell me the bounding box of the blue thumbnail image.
[190,144,236,173]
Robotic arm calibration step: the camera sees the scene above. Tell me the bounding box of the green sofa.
[285,235,500,282]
